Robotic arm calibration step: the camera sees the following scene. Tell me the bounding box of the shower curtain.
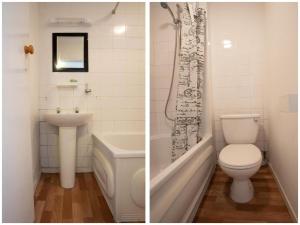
[171,3,206,162]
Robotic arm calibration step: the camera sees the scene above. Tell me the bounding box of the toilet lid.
[219,144,262,169]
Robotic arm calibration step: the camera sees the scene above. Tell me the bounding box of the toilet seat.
[219,144,262,169]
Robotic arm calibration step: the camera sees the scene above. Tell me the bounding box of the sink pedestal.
[59,127,77,188]
[44,112,92,188]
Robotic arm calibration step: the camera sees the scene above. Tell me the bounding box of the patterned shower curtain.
[171,3,206,162]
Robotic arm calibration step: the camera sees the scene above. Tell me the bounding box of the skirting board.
[268,162,297,222]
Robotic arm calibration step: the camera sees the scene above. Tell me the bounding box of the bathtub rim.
[150,133,213,194]
[92,132,145,158]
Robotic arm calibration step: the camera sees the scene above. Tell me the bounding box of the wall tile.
[40,146,48,158]
[47,134,58,146]
[116,109,145,121]
[114,121,145,132]
[38,3,144,170]
[77,157,92,168]
[40,157,49,167]
[59,96,74,109]
[151,2,268,157]
[40,134,47,145]
[209,3,267,153]
[126,26,144,37]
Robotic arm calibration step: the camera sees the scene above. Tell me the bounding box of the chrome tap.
[56,107,61,114]
[85,83,92,94]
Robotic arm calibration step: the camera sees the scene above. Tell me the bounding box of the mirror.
[52,33,88,72]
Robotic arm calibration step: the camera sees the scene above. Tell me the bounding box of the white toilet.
[218,114,262,203]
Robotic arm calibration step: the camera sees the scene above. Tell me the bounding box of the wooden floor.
[34,173,114,223]
[194,166,293,223]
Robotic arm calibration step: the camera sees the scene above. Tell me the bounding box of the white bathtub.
[150,133,216,222]
[92,132,145,222]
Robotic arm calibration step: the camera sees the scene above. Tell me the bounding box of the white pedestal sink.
[44,112,92,188]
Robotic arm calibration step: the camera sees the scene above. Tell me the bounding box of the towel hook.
[24,45,34,54]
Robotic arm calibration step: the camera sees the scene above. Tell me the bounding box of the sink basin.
[44,112,92,188]
[44,112,92,127]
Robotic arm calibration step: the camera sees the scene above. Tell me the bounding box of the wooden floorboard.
[34,173,114,223]
[193,166,294,223]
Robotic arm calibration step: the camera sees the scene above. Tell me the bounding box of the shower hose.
[164,22,181,122]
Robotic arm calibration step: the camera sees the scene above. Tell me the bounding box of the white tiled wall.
[150,2,207,136]
[38,3,145,172]
[208,3,268,153]
[151,3,268,155]
[151,3,175,136]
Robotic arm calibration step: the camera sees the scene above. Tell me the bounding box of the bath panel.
[92,133,145,222]
[151,134,216,222]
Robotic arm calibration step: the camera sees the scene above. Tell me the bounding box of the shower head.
[160,2,168,9]
[160,2,180,25]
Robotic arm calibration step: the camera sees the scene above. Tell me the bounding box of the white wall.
[38,3,145,171]
[209,2,298,218]
[28,3,41,189]
[151,3,297,219]
[265,3,298,219]
[208,3,268,153]
[150,2,178,136]
[3,2,39,222]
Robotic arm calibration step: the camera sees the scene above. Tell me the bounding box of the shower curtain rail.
[112,2,120,15]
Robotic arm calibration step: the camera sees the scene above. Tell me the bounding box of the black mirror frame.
[52,33,89,72]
